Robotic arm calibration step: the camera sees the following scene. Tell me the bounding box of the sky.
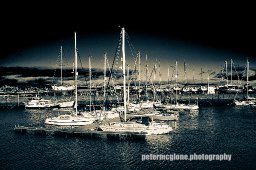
[1,3,256,81]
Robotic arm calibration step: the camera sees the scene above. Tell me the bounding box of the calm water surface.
[0,106,256,169]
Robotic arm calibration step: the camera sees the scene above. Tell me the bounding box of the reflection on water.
[24,109,48,125]
[145,134,173,151]
[1,106,256,169]
[189,110,199,117]
[178,109,199,130]
[199,108,216,133]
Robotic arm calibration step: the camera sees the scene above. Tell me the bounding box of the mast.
[127,64,130,105]
[145,55,148,100]
[122,28,127,122]
[103,53,107,109]
[153,64,157,101]
[138,51,141,99]
[207,73,210,94]
[74,32,78,115]
[225,61,228,85]
[175,61,178,105]
[89,57,92,113]
[221,66,224,81]
[200,68,203,84]
[184,61,187,84]
[154,64,156,82]
[168,66,170,84]
[247,59,249,100]
[158,60,161,86]
[60,46,63,85]
[193,70,195,84]
[230,59,233,85]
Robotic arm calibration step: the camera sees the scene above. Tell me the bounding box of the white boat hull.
[58,101,75,108]
[99,122,173,135]
[153,114,179,121]
[51,85,75,91]
[234,100,255,106]
[45,114,95,126]
[25,99,58,109]
[165,104,199,110]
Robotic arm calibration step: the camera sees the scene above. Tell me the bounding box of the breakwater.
[1,93,255,109]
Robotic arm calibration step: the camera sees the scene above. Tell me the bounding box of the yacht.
[234,60,256,106]
[168,61,199,111]
[99,120,172,135]
[51,46,75,92]
[45,32,95,126]
[165,103,199,111]
[99,28,173,135]
[45,114,94,126]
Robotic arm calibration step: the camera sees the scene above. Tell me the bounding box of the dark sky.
[1,3,256,65]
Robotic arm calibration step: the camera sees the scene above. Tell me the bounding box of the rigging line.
[241,63,247,82]
[106,57,115,87]
[233,61,247,84]
[127,54,139,87]
[220,63,228,80]
[77,49,84,70]
[77,49,91,82]
[125,32,136,58]
[52,48,61,84]
[232,61,240,84]
[106,52,120,104]
[106,31,122,89]
[148,65,157,84]
[131,52,139,81]
[170,66,175,83]
[126,32,138,78]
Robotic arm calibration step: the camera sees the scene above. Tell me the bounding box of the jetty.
[1,93,255,109]
[14,125,148,141]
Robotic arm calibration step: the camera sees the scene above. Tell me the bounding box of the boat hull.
[51,85,75,91]
[45,114,95,126]
[99,122,173,135]
[58,101,75,108]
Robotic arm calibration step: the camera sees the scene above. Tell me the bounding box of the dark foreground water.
[0,106,256,170]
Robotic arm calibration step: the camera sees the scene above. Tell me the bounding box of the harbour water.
[1,106,256,169]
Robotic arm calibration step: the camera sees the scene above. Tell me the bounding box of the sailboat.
[162,61,199,111]
[99,28,173,135]
[98,53,120,119]
[45,32,95,126]
[79,55,119,121]
[51,46,75,92]
[234,59,256,106]
[50,46,75,108]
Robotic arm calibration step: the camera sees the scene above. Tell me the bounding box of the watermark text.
[141,153,232,161]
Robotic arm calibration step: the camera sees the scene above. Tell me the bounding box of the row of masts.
[58,47,251,89]
[61,31,251,118]
[224,59,250,86]
[62,51,251,99]
[44,28,253,130]
[58,48,209,86]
